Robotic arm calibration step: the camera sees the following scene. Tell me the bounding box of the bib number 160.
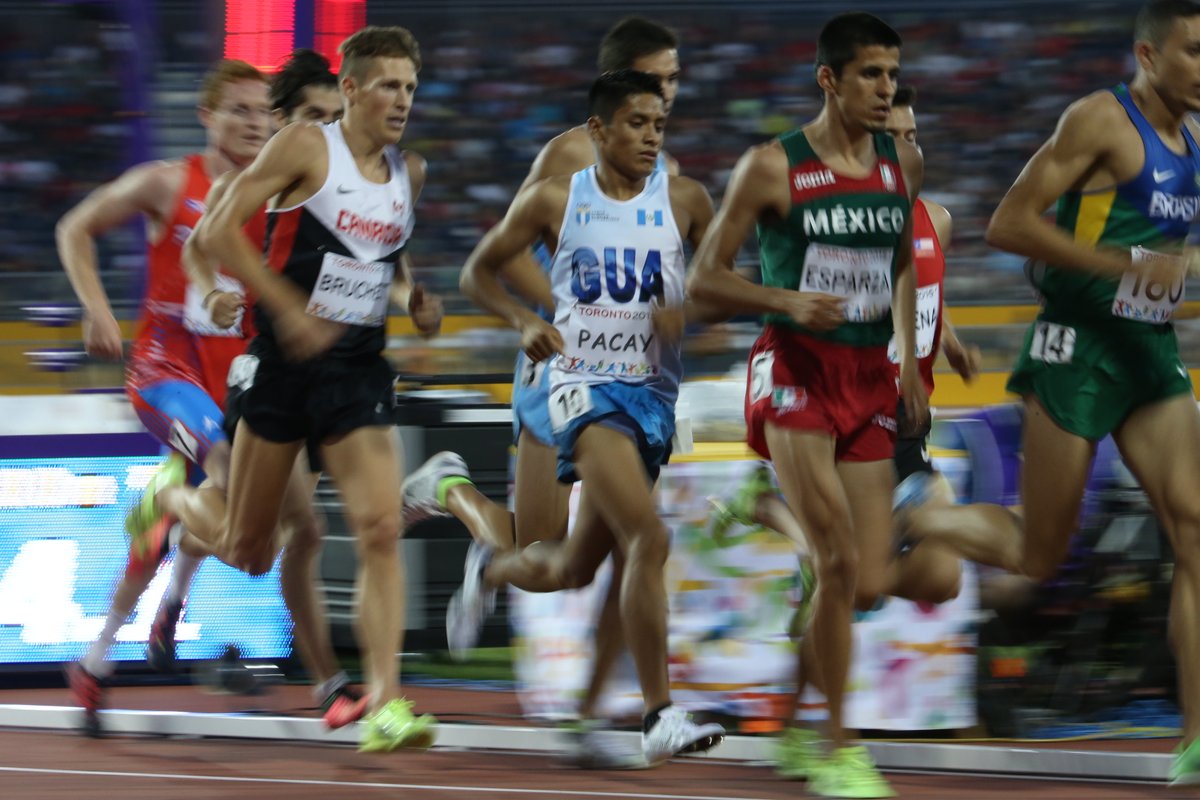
[549,384,594,432]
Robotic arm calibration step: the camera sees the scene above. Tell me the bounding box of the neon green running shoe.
[774,726,822,780]
[124,453,186,549]
[1170,737,1200,787]
[810,745,895,798]
[358,698,437,753]
[710,464,775,542]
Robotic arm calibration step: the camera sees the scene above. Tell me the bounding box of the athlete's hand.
[780,291,844,331]
[943,337,981,383]
[899,363,930,437]
[518,313,563,363]
[276,307,345,361]
[82,310,123,360]
[205,291,245,330]
[408,284,443,337]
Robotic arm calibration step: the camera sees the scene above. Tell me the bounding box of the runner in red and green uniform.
[689,12,924,798]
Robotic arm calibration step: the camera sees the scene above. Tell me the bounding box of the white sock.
[313,670,349,702]
[81,606,126,678]
[164,550,203,608]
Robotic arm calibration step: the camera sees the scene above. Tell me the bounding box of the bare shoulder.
[661,149,681,176]
[1054,90,1130,148]
[920,198,953,246]
[668,174,712,206]
[894,136,923,198]
[403,150,427,197]
[740,139,789,179]
[524,126,595,186]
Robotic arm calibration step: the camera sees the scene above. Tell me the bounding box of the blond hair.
[198,59,267,110]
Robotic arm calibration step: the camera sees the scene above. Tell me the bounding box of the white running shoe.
[445,541,496,660]
[559,720,649,770]
[403,451,470,530]
[641,705,725,766]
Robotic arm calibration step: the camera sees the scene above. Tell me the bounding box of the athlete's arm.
[926,200,980,381]
[495,129,594,314]
[893,137,928,429]
[55,160,181,359]
[460,178,568,361]
[987,94,1133,278]
[184,172,244,329]
[199,124,320,323]
[687,142,843,329]
[674,176,722,324]
[386,154,442,335]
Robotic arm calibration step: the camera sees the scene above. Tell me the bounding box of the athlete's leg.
[319,425,405,710]
[1112,393,1200,745]
[277,462,340,687]
[514,430,573,547]
[905,396,1093,579]
[887,477,963,605]
[763,424,855,749]
[838,458,896,612]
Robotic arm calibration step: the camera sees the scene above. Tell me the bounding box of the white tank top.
[548,166,685,405]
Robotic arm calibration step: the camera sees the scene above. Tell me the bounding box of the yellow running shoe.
[1170,737,1200,787]
[774,726,821,780]
[358,698,437,753]
[125,452,186,546]
[810,745,895,798]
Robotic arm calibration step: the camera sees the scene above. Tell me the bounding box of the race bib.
[306,252,393,327]
[548,383,594,433]
[1029,321,1075,365]
[183,273,245,337]
[887,283,941,363]
[800,243,893,323]
[560,303,660,378]
[1111,247,1184,324]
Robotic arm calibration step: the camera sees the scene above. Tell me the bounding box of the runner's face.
[827,44,900,133]
[346,56,418,144]
[630,49,681,115]
[1144,16,1200,113]
[287,85,343,125]
[207,79,272,165]
[595,93,666,179]
[885,104,917,146]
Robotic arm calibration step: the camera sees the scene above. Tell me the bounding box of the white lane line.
[0,765,773,800]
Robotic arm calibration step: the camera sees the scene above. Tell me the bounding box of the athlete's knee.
[1159,486,1200,553]
[625,522,671,569]
[348,505,402,555]
[813,541,858,600]
[1020,551,1061,584]
[921,555,963,604]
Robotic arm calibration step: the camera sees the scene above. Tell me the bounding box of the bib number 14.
[1029,321,1075,365]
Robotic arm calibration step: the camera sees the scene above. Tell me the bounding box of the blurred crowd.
[0,2,1146,313]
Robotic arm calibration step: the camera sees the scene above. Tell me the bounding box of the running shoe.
[358,698,437,752]
[124,518,175,579]
[1170,737,1200,787]
[321,684,370,730]
[809,745,895,798]
[775,726,822,780]
[146,597,183,672]
[891,472,935,556]
[641,705,725,766]
[559,719,648,770]
[402,451,472,530]
[445,541,496,661]
[65,662,104,738]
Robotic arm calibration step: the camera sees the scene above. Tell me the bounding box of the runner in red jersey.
[56,59,271,736]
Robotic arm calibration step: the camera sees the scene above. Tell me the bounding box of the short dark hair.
[271,49,337,115]
[589,69,664,123]
[816,12,902,78]
[893,84,917,108]
[339,26,421,81]
[597,17,678,73]
[1135,0,1200,47]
